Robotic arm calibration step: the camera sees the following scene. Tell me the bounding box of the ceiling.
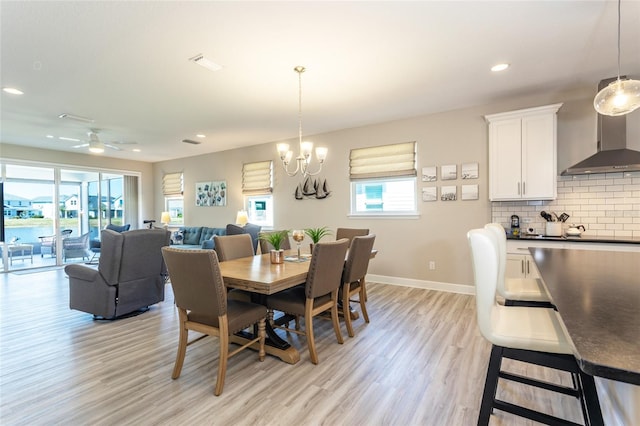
[1,1,639,163]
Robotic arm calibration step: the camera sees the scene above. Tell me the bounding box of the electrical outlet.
[429,261,435,270]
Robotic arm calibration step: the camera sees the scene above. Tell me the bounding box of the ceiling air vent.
[182,139,201,145]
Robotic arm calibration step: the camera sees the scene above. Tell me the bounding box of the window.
[349,142,417,215]
[242,161,273,227]
[163,172,183,225]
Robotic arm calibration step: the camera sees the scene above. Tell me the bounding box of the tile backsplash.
[491,171,640,237]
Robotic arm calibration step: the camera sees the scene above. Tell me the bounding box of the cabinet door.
[525,256,540,279]
[489,118,522,200]
[521,113,556,199]
[506,254,526,278]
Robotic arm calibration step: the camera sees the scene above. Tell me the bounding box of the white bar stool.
[468,228,603,426]
[485,223,553,307]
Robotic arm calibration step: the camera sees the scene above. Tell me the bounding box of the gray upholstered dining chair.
[258,230,291,253]
[225,223,262,254]
[335,228,369,245]
[468,228,595,425]
[266,238,349,364]
[484,223,552,307]
[161,247,267,396]
[340,234,376,337]
[213,234,254,261]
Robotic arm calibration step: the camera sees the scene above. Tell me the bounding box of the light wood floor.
[0,269,584,425]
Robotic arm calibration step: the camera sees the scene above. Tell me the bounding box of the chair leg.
[215,320,229,396]
[578,369,604,426]
[359,279,370,323]
[305,301,318,364]
[172,310,189,379]
[331,290,344,345]
[343,283,355,337]
[478,345,503,426]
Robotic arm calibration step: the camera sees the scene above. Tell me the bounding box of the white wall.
[153,87,599,289]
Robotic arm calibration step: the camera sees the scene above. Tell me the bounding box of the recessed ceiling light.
[196,134,206,138]
[189,54,222,72]
[132,148,141,152]
[46,135,54,139]
[59,136,81,142]
[491,63,510,72]
[3,87,24,95]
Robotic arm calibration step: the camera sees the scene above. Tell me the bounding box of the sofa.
[175,224,261,253]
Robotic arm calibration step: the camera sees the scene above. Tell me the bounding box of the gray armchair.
[65,229,171,319]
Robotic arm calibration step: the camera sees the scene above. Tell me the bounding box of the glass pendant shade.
[594,78,640,116]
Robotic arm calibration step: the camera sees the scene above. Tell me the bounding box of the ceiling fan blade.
[110,140,137,145]
[72,143,89,148]
[104,144,122,151]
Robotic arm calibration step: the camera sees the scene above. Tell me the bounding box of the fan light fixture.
[277,66,327,178]
[88,132,105,153]
[593,0,640,116]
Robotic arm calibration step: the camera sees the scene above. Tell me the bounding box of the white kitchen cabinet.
[506,252,540,279]
[485,103,562,201]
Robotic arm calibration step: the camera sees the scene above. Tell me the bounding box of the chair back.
[162,248,227,318]
[484,223,507,297]
[342,234,376,284]
[467,228,499,340]
[99,229,170,285]
[226,223,262,254]
[306,238,350,299]
[258,231,292,253]
[106,223,131,232]
[336,228,369,245]
[61,229,73,237]
[214,234,254,261]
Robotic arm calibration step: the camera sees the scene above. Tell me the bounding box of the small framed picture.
[461,184,479,200]
[462,162,479,179]
[440,185,457,201]
[422,187,437,201]
[421,166,437,182]
[441,164,457,180]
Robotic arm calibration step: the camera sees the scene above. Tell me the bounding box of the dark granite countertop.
[530,248,640,385]
[507,234,640,244]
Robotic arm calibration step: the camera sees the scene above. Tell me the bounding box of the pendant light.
[593,0,640,116]
[277,66,327,177]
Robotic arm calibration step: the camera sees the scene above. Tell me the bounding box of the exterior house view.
[1,1,639,425]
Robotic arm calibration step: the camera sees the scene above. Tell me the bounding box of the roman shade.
[349,141,417,180]
[242,161,272,195]
[163,172,183,196]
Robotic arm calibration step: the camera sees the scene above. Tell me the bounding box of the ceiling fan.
[72,130,137,153]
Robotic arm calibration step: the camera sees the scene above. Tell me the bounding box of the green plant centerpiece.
[305,226,332,253]
[259,230,289,264]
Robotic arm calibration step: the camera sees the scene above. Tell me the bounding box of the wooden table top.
[219,250,311,295]
[530,247,640,385]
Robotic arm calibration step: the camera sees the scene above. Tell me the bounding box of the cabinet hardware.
[523,182,526,195]
[517,182,521,195]
[521,259,525,274]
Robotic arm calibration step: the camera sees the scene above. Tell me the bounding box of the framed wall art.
[196,181,227,206]
[461,184,479,200]
[440,185,457,201]
[421,166,437,182]
[422,187,437,201]
[461,162,479,179]
[441,164,457,180]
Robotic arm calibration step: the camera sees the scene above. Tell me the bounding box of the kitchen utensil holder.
[545,222,562,237]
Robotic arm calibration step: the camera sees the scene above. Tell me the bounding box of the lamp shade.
[593,78,640,116]
[161,211,171,224]
[235,210,249,226]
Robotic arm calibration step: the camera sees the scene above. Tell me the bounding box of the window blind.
[349,141,417,180]
[242,161,273,194]
[162,172,183,196]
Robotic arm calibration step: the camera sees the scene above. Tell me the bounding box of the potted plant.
[259,230,289,264]
[305,226,332,254]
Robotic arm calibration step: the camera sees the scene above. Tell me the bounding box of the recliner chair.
[65,229,170,319]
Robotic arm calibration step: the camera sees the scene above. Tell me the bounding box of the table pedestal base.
[230,334,300,364]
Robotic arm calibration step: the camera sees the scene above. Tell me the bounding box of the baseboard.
[367,274,475,295]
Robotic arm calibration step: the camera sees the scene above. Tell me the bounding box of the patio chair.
[62,232,91,261]
[39,229,72,257]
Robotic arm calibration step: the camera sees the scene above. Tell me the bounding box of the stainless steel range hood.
[562,78,640,175]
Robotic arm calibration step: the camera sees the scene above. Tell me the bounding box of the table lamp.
[235,210,249,226]
[161,211,171,229]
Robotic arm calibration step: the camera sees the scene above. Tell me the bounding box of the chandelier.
[277,66,327,177]
[593,0,640,116]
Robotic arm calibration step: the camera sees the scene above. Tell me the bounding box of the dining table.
[218,248,377,364]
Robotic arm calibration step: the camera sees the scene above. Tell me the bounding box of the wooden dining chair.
[335,228,369,245]
[340,234,376,337]
[161,247,266,396]
[468,228,599,425]
[266,238,350,364]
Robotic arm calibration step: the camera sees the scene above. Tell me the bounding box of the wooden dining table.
[218,248,377,364]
